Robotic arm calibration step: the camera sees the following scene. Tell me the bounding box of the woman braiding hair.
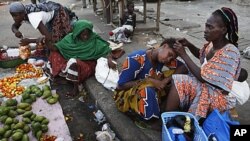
[212,7,239,47]
[164,7,241,119]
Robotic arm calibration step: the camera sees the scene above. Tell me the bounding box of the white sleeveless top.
[27,11,54,29]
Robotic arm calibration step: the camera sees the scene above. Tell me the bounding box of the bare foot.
[65,86,79,98]
[65,92,75,98]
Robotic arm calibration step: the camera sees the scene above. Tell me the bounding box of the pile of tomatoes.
[41,135,57,141]
[0,63,43,98]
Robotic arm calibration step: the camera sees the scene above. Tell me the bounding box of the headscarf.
[213,7,239,47]
[25,1,60,14]
[9,2,25,13]
[55,20,111,60]
[9,1,60,14]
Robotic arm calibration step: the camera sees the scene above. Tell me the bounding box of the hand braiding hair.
[213,7,239,47]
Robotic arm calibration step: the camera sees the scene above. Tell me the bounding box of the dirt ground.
[51,78,100,141]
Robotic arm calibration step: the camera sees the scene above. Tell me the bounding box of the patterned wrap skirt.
[172,74,236,119]
[45,51,96,83]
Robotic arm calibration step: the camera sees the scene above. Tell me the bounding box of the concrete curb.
[85,78,161,141]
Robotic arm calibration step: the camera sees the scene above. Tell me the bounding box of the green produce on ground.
[36,130,42,140]
[0,106,10,116]
[23,125,30,133]
[42,90,52,99]
[17,103,30,110]
[16,109,26,115]
[21,134,29,141]
[0,127,5,136]
[47,97,58,104]
[14,122,25,129]
[8,110,18,118]
[22,118,31,124]
[41,119,49,125]
[3,130,12,138]
[0,115,8,123]
[4,117,13,125]
[5,99,18,106]
[12,131,23,141]
[22,111,33,118]
[43,85,51,91]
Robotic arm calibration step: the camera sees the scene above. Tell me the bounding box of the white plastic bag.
[95,57,119,91]
[243,46,250,59]
[229,81,250,105]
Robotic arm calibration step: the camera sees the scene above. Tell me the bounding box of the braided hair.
[160,38,177,48]
[212,7,239,47]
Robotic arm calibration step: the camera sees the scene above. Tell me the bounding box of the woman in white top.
[9,1,76,48]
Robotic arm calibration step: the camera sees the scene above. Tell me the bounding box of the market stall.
[0,47,72,141]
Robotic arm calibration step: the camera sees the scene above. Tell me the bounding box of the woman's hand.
[107,56,117,70]
[36,36,45,45]
[19,38,31,46]
[178,38,191,47]
[15,31,23,39]
[173,41,187,58]
[149,78,165,91]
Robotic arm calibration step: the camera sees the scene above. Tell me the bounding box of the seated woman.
[114,38,185,121]
[9,1,76,57]
[45,20,123,96]
[165,7,241,119]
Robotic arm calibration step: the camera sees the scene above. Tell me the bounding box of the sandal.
[134,120,151,130]
[134,118,162,131]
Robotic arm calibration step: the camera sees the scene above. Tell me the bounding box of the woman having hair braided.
[164,7,241,119]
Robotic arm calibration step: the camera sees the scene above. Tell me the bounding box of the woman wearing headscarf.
[9,1,76,49]
[45,20,123,96]
[164,7,241,119]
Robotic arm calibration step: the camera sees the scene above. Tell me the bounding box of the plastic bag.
[229,81,250,105]
[202,109,240,141]
[95,57,119,91]
[19,45,31,60]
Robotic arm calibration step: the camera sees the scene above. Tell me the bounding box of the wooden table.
[93,0,162,31]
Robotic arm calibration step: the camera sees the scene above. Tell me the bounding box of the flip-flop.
[134,120,151,130]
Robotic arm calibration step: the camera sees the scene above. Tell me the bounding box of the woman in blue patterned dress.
[114,38,185,120]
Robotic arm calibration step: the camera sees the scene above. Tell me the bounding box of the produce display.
[0,83,59,141]
[0,99,49,141]
[0,64,43,98]
[0,49,68,141]
[21,85,59,105]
